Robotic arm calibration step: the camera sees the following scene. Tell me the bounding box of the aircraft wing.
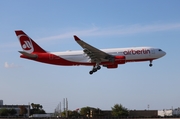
[74,35,113,63]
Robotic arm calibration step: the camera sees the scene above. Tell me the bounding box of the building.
[101,110,112,117]
[158,109,173,117]
[129,110,158,118]
[173,108,180,116]
[0,100,3,106]
[0,105,30,116]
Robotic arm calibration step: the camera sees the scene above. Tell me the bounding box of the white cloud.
[37,23,180,41]
[37,27,98,41]
[1,23,180,49]
[4,62,20,68]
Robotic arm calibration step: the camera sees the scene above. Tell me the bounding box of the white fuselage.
[16,30,166,74]
[50,47,166,63]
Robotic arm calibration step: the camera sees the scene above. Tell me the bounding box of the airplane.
[15,30,166,75]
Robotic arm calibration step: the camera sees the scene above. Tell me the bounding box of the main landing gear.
[149,60,153,67]
[89,65,101,75]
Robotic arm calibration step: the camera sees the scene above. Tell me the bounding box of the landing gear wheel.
[93,68,97,72]
[89,64,101,75]
[149,64,153,67]
[89,71,93,75]
[97,66,101,70]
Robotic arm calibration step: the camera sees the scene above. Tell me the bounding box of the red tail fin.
[15,30,46,53]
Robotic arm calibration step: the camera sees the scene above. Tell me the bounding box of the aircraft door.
[150,49,155,57]
[151,49,155,54]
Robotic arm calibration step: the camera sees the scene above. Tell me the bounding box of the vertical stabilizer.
[15,30,46,53]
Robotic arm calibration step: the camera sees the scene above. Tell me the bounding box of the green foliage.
[30,103,46,115]
[69,110,80,118]
[92,108,102,117]
[79,107,103,117]
[0,108,17,116]
[61,110,80,118]
[111,104,129,117]
[31,103,43,110]
[8,109,17,116]
[60,110,67,117]
[80,107,90,116]
[0,108,9,116]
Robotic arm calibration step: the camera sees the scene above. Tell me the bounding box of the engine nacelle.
[104,56,126,69]
[114,56,126,64]
[106,64,118,68]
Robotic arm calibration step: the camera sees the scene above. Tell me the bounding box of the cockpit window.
[159,49,162,51]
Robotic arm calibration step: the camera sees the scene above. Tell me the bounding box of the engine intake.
[114,56,126,64]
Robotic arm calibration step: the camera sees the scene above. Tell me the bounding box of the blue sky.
[0,0,180,113]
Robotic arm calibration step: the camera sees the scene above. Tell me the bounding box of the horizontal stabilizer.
[18,51,37,59]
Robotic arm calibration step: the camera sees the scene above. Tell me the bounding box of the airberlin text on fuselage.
[123,49,150,55]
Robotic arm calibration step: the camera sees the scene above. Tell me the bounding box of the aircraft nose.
[162,51,166,56]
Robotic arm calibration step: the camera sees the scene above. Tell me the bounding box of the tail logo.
[19,35,34,53]
[22,41,32,50]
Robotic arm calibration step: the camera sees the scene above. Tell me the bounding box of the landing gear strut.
[89,64,101,75]
[149,60,153,67]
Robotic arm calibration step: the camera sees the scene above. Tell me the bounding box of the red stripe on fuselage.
[20,53,76,66]
[20,53,156,66]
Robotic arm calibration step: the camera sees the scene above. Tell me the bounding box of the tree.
[69,110,80,118]
[31,103,35,109]
[30,103,46,115]
[80,107,90,117]
[0,108,17,116]
[9,109,17,116]
[61,110,80,118]
[92,108,103,117]
[60,110,68,117]
[31,103,43,110]
[111,104,129,117]
[0,108,9,116]
[80,107,102,117]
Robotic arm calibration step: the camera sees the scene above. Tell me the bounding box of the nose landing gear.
[149,64,153,67]
[149,60,153,67]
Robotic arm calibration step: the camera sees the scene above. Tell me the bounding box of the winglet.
[73,35,80,41]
